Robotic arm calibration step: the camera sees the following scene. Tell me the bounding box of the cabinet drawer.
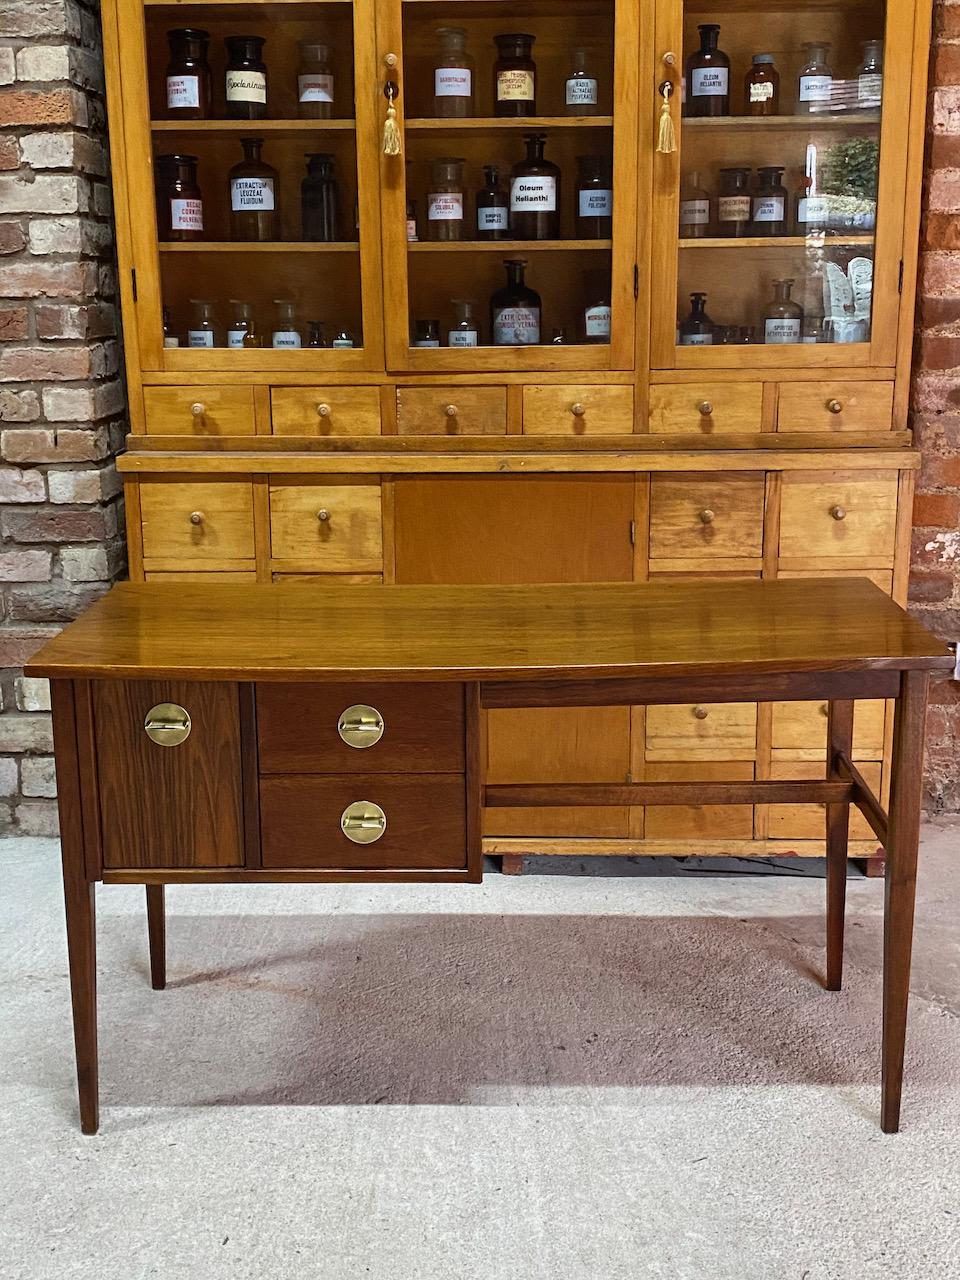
[767,761,882,842]
[645,703,758,761]
[140,481,255,567]
[643,761,755,839]
[777,382,895,433]
[778,471,899,564]
[396,386,506,435]
[648,382,762,435]
[649,473,765,564]
[771,699,886,760]
[523,384,634,435]
[143,386,257,436]
[260,774,467,870]
[271,386,381,436]
[257,682,464,775]
[269,480,383,571]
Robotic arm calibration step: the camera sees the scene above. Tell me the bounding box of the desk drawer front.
[522,384,634,435]
[778,471,898,564]
[645,703,758,760]
[649,474,765,564]
[143,386,257,436]
[140,480,255,567]
[269,480,383,571]
[271,387,381,436]
[397,387,507,435]
[776,382,895,433]
[648,383,762,435]
[771,699,886,760]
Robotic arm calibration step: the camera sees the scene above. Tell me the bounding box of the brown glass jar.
[717,167,751,239]
[744,53,780,116]
[576,155,612,239]
[752,165,788,237]
[229,138,278,241]
[158,153,203,241]
[510,134,560,240]
[685,24,730,118]
[427,157,466,242]
[494,34,536,118]
[225,35,267,120]
[297,42,334,120]
[165,29,211,120]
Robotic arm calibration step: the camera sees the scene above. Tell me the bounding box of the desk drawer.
[649,474,765,564]
[260,774,467,870]
[771,699,886,760]
[778,471,898,564]
[648,383,762,435]
[397,387,506,435]
[768,760,881,842]
[140,480,255,567]
[269,480,382,571]
[271,386,381,436]
[523,384,634,435]
[257,682,464,774]
[645,703,758,761]
[777,382,895,433]
[143,386,257,436]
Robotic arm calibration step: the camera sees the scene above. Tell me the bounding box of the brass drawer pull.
[341,800,387,844]
[698,401,713,416]
[144,702,191,746]
[338,703,385,748]
[317,508,331,522]
[830,505,847,521]
[189,510,204,526]
[827,399,843,414]
[444,403,458,418]
[190,402,205,417]
[698,509,715,525]
[693,705,709,720]
[316,402,332,417]
[571,402,586,417]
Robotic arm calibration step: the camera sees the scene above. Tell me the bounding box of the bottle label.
[578,188,612,218]
[799,74,832,103]
[749,80,775,104]
[764,317,802,344]
[227,329,248,348]
[797,195,831,223]
[858,72,882,105]
[680,198,710,225]
[566,76,598,105]
[230,177,275,211]
[497,69,534,101]
[226,70,267,103]
[511,176,557,212]
[298,73,333,103]
[435,67,472,97]
[478,205,509,231]
[187,329,214,347]
[332,338,354,348]
[170,197,203,231]
[272,330,302,348]
[167,75,200,109]
[406,219,418,241]
[413,339,440,347]
[584,305,611,338]
[681,333,713,346]
[718,195,750,222]
[163,336,180,348]
[753,195,785,223]
[427,192,463,221]
[691,66,728,97]
[493,305,540,345]
[449,330,479,346]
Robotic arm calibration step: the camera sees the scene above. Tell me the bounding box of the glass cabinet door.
[650,0,913,369]
[117,0,384,371]
[377,0,639,371]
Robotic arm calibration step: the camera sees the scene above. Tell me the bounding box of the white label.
[163,336,180,348]
[578,188,612,218]
[799,73,832,103]
[332,337,354,348]
[753,195,785,223]
[187,329,213,347]
[227,328,248,348]
[406,219,418,241]
[691,66,728,97]
[718,195,750,222]
[166,75,199,109]
[797,195,831,223]
[566,76,598,106]
[681,332,713,345]
[230,177,275,211]
[749,80,774,103]
[584,304,611,338]
[298,73,333,103]
[170,197,203,232]
[478,205,509,231]
[413,338,440,347]
[858,72,882,105]
[272,330,301,348]
[448,329,479,346]
[226,70,266,103]
[511,176,557,212]
[496,69,534,101]
[764,317,802,344]
[493,305,540,345]
[435,67,472,97]
[680,198,710,225]
[427,192,463,221]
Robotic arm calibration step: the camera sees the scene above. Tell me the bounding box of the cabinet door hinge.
[131,268,138,302]
[898,260,904,294]
[633,264,639,300]
[629,520,636,546]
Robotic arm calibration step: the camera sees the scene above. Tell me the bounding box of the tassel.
[382,94,401,157]
[657,85,676,155]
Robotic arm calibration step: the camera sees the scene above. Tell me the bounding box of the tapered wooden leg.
[825,700,854,992]
[881,670,929,1134]
[146,885,166,990]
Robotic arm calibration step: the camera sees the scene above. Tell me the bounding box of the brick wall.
[0,0,125,834]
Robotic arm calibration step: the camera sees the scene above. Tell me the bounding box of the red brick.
[913,492,960,527]
[935,3,960,37]
[929,133,960,169]
[0,309,29,342]
[909,571,957,603]
[922,454,960,490]
[923,213,960,252]
[35,303,115,340]
[0,626,60,668]
[928,675,960,706]
[0,89,76,127]
[919,332,960,371]
[0,222,25,254]
[2,260,95,300]
[0,346,91,382]
[921,251,960,294]
[1,507,113,544]
[934,40,960,86]
[0,137,18,171]
[928,168,960,212]
[912,371,960,413]
[7,583,109,623]
[917,293,960,327]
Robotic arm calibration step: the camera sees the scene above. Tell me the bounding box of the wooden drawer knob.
[830,505,847,521]
[571,402,586,417]
[698,509,715,525]
[190,402,205,417]
[697,401,713,416]
[316,402,332,417]
[341,800,387,844]
[189,510,204,526]
[693,706,709,720]
[827,399,843,414]
[317,508,331,522]
[444,403,458,417]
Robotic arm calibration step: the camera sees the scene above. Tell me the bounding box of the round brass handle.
[699,509,715,525]
[144,702,191,747]
[662,51,677,67]
[338,703,385,749]
[317,508,331,522]
[444,404,458,418]
[693,706,709,720]
[830,505,847,521]
[384,52,398,68]
[189,510,204,526]
[827,399,844,415]
[698,401,714,416]
[316,402,332,417]
[571,403,586,417]
[190,402,205,417]
[341,800,387,844]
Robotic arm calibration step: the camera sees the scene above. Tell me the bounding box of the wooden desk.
[27,579,953,1135]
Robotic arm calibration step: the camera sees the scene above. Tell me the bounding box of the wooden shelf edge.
[405,115,613,130]
[152,118,356,131]
[409,239,611,252]
[158,241,360,252]
[679,236,875,250]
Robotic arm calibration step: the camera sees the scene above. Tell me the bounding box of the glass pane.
[676,0,885,351]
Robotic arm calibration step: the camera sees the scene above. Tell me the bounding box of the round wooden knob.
[190,402,205,417]
[662,51,677,67]
[698,401,713,416]
[571,403,587,417]
[189,510,204,525]
[699,509,716,525]
[830,505,847,521]
[384,52,398,68]
[693,706,709,720]
[444,404,458,417]
[317,508,331,522]
[316,403,332,417]
[827,399,843,415]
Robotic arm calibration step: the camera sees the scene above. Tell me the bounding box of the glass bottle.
[433,27,474,118]
[744,53,779,116]
[331,327,355,348]
[751,166,787,237]
[297,42,334,120]
[550,327,568,344]
[583,291,611,344]
[272,300,302,348]
[797,43,833,115]
[413,319,441,347]
[229,138,278,242]
[162,306,179,348]
[225,36,267,120]
[685,25,730,118]
[565,49,598,116]
[678,292,714,345]
[717,167,751,238]
[301,153,339,242]
[510,134,560,241]
[679,170,711,238]
[160,154,203,241]
[165,29,211,120]
[764,278,803,344]
[448,299,479,346]
[739,325,758,344]
[227,299,256,348]
[406,198,419,242]
[427,157,465,242]
[794,144,830,235]
[491,258,541,345]
[187,299,217,347]
[576,155,612,239]
[307,320,326,348]
[476,165,509,240]
[494,34,536,118]
[857,39,884,109]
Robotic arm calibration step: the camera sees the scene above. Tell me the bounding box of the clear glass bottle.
[433,27,474,118]
[510,134,560,241]
[301,153,339,242]
[583,291,611,344]
[159,154,203,241]
[739,325,758,345]
[476,165,509,240]
[297,42,334,120]
[717,167,751,238]
[272,299,302,348]
[550,327,568,344]
[413,318,441,347]
[229,138,278,242]
[491,258,541,345]
[165,29,211,120]
[406,198,419,242]
[678,292,714,345]
[794,143,830,235]
[331,327,355,348]
[494,34,536,118]
[797,43,833,115]
[227,299,256,348]
[565,49,598,116]
[307,320,327,348]
[162,305,179,348]
[685,24,730,118]
[679,170,711,238]
[744,53,779,116]
[751,165,787,237]
[427,157,465,242]
[448,299,479,346]
[187,299,217,347]
[225,35,267,120]
[857,39,884,109]
[576,155,612,239]
[764,278,803,344]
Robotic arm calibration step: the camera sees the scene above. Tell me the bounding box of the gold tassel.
[382,100,401,156]
[657,87,676,155]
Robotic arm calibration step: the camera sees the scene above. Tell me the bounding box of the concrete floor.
[1,823,959,1280]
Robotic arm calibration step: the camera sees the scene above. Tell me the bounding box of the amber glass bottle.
[433,27,474,118]
[491,259,541,345]
[476,165,509,240]
[679,293,714,345]
[301,154,339,241]
[510,134,560,241]
[225,36,267,120]
[165,29,211,120]
[685,25,729,117]
[744,54,779,116]
[751,166,787,237]
[576,155,612,239]
[297,42,334,120]
[159,154,203,241]
[494,34,536,117]
[229,138,278,241]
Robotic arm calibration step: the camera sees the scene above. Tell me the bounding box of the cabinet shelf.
[682,112,880,133]
[405,116,613,132]
[408,239,611,252]
[679,236,875,250]
[152,119,356,133]
[158,241,359,252]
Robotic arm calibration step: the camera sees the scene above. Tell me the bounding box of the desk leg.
[146,886,166,990]
[825,700,854,992]
[881,669,929,1134]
